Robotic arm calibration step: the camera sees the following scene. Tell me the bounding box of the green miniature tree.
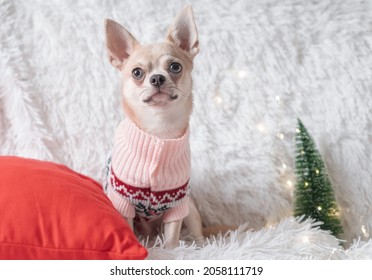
[294,119,343,237]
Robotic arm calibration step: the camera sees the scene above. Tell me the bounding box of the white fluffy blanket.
[1,0,371,259]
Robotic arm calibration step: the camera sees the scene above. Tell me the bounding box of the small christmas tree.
[294,119,343,237]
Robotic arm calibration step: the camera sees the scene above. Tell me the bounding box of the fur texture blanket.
[1,0,371,259]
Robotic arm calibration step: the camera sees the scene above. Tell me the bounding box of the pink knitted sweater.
[106,118,190,223]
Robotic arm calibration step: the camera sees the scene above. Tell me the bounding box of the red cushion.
[0,156,147,260]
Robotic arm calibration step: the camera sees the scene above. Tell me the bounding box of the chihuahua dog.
[104,6,203,248]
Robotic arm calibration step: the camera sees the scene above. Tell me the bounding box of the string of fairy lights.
[210,69,370,241]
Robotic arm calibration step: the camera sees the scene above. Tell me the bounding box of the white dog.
[104,6,204,248]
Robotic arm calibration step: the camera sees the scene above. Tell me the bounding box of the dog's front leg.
[164,219,183,249]
[126,218,134,231]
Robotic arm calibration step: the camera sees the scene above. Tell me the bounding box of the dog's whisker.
[167,86,189,98]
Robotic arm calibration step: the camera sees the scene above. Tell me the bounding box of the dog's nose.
[150,74,166,87]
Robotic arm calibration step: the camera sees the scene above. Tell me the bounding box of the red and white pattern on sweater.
[110,168,190,220]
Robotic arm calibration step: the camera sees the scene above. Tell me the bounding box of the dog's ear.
[105,19,139,70]
[166,5,199,57]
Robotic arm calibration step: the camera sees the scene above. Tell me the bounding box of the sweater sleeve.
[162,197,190,223]
[107,183,136,219]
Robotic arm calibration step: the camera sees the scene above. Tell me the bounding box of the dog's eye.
[169,62,182,74]
[132,68,144,79]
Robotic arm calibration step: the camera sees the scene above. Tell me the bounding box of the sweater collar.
[121,118,190,149]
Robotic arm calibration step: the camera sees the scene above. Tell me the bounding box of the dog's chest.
[108,118,191,220]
